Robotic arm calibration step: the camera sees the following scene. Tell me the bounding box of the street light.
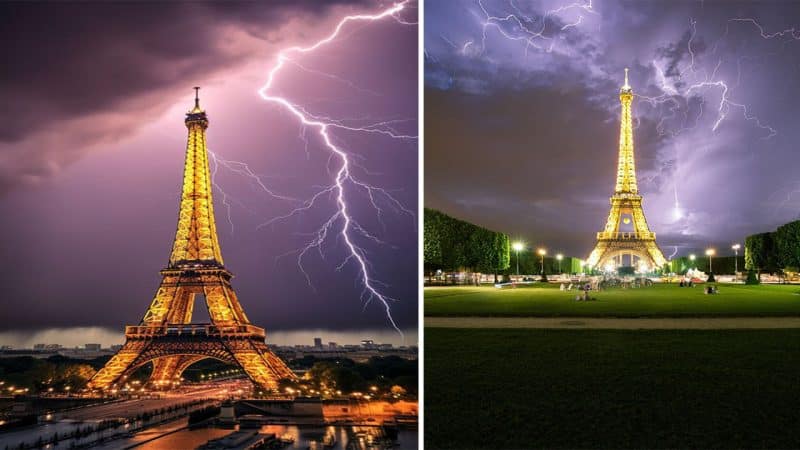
[512,242,524,276]
[689,253,696,269]
[705,248,715,273]
[556,254,563,274]
[537,248,547,277]
[732,243,741,274]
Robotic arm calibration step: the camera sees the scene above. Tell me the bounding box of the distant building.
[314,337,323,348]
[33,344,46,350]
[328,342,337,349]
[110,344,123,352]
[0,345,12,350]
[85,343,102,351]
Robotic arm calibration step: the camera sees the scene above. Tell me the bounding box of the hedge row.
[423,208,510,273]
[745,220,800,273]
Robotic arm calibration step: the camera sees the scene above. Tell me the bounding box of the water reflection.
[135,424,417,450]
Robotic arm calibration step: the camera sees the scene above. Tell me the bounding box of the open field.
[425,328,800,449]
[424,283,800,317]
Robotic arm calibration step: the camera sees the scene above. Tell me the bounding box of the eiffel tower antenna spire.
[191,86,203,114]
[622,67,630,91]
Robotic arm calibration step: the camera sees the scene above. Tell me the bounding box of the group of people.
[704,285,719,294]
[560,282,596,301]
[678,279,720,294]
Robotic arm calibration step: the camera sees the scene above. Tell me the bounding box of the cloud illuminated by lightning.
[241,1,416,337]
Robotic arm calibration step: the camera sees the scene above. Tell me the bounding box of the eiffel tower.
[87,89,296,392]
[586,69,667,272]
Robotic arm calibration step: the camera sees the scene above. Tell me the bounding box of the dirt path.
[425,316,800,329]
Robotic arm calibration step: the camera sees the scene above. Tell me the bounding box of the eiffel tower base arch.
[87,324,295,392]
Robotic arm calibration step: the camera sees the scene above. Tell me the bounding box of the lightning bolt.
[468,0,596,57]
[249,1,416,337]
[668,246,679,260]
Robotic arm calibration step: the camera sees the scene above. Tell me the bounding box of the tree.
[423,208,510,278]
[744,269,760,284]
[745,232,778,275]
[423,208,443,269]
[775,220,800,270]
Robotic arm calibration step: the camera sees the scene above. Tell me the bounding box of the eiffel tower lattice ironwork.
[87,89,296,392]
[586,69,668,271]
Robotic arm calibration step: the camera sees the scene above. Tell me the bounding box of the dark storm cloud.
[0,0,366,192]
[425,0,800,258]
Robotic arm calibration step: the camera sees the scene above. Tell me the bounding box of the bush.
[745,270,760,285]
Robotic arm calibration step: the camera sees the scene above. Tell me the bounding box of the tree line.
[424,208,510,276]
[745,220,800,275]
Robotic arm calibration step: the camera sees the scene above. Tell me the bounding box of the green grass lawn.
[425,328,800,449]
[424,283,800,317]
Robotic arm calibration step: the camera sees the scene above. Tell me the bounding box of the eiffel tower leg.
[87,341,145,390]
[203,277,249,324]
[149,356,183,388]
[226,340,296,391]
[149,355,205,388]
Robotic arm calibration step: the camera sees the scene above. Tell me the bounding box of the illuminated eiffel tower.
[586,69,667,272]
[88,89,296,392]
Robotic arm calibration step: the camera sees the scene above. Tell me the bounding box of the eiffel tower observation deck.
[87,89,296,392]
[586,69,667,272]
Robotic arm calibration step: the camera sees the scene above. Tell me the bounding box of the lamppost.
[705,248,715,273]
[732,243,740,274]
[538,248,547,277]
[689,253,696,269]
[556,253,563,274]
[512,242,524,276]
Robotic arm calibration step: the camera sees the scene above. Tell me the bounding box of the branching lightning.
[465,0,596,57]
[234,1,416,337]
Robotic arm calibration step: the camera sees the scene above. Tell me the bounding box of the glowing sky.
[425,0,800,260]
[0,1,417,337]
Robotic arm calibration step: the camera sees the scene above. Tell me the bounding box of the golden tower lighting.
[586,68,667,270]
[87,89,296,392]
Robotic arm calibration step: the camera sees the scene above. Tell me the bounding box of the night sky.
[425,0,800,261]
[0,1,418,343]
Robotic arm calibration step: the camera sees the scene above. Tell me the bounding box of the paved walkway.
[426,316,800,329]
